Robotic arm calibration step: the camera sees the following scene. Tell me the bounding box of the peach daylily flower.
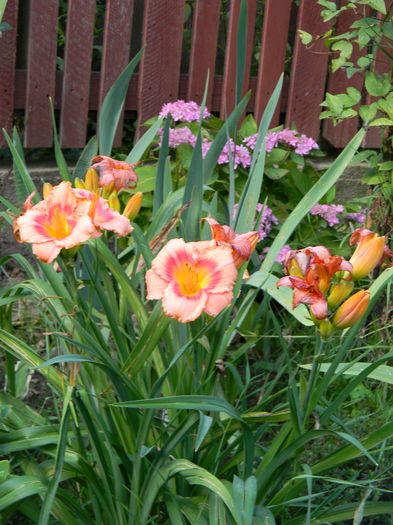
[146,238,238,322]
[91,155,138,191]
[14,182,97,264]
[206,218,259,268]
[74,189,132,237]
[349,228,386,280]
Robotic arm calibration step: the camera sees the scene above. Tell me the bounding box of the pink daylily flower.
[91,155,138,191]
[14,182,97,264]
[146,238,238,323]
[206,218,259,268]
[74,189,132,237]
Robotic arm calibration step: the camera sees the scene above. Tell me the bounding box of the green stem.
[303,333,325,423]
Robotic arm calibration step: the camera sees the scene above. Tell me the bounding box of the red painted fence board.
[220,0,257,118]
[99,0,134,148]
[0,0,18,146]
[137,0,185,135]
[285,0,331,138]
[24,0,58,148]
[187,0,221,107]
[254,0,292,125]
[60,0,96,148]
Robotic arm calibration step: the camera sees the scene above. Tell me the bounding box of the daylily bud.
[42,182,53,199]
[108,192,121,212]
[327,280,354,309]
[102,181,115,198]
[319,319,333,340]
[349,229,386,280]
[84,167,99,192]
[332,290,370,329]
[74,177,86,189]
[123,192,142,221]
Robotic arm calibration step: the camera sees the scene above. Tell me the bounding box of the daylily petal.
[195,244,238,293]
[162,281,207,322]
[204,290,233,316]
[146,269,168,300]
[32,241,62,264]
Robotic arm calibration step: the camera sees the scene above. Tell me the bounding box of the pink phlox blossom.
[346,210,366,224]
[159,100,211,122]
[218,139,252,168]
[243,128,319,155]
[158,127,196,148]
[310,204,344,227]
[256,203,279,240]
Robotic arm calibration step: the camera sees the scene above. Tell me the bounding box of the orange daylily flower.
[206,218,259,268]
[332,289,370,329]
[349,228,386,280]
[91,155,138,192]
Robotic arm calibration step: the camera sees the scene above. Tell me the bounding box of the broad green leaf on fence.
[247,269,313,326]
[260,128,365,273]
[131,164,157,193]
[3,129,39,200]
[203,92,250,183]
[235,75,283,233]
[0,1,7,23]
[73,135,98,181]
[126,117,163,163]
[140,459,242,525]
[300,362,393,385]
[12,127,29,202]
[98,48,143,155]
[49,97,71,181]
[113,395,242,421]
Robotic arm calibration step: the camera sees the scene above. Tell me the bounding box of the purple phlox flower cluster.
[256,203,279,240]
[346,209,366,224]
[260,244,292,264]
[217,139,252,169]
[158,127,196,148]
[159,100,211,122]
[243,128,319,155]
[310,204,344,227]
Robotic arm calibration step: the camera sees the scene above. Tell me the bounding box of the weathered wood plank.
[137,0,185,136]
[187,0,221,107]
[0,0,19,146]
[285,0,331,137]
[24,0,58,147]
[254,0,292,125]
[60,0,95,148]
[220,0,257,117]
[99,0,134,148]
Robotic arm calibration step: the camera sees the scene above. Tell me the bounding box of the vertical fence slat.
[99,0,134,148]
[363,8,393,148]
[24,0,58,147]
[220,0,257,118]
[323,8,369,148]
[254,0,292,125]
[285,0,331,137]
[137,0,185,135]
[0,0,19,146]
[187,0,221,107]
[60,0,95,148]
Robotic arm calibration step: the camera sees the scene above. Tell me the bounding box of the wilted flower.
[14,182,97,264]
[310,204,344,227]
[159,100,211,122]
[349,228,386,280]
[91,155,138,192]
[206,218,259,268]
[146,239,237,322]
[332,290,370,329]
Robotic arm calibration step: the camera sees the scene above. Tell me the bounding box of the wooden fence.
[0,0,390,150]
